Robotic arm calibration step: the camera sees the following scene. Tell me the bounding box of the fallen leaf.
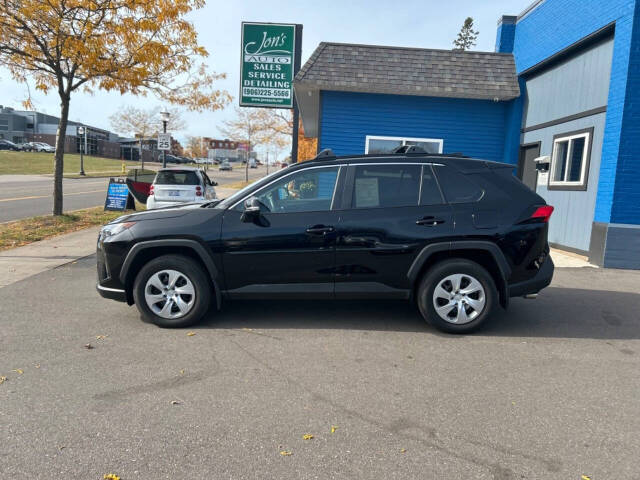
[302,434,313,440]
[330,425,338,433]
[186,332,196,337]
[179,369,186,375]
[84,343,94,350]
[34,364,40,369]
[400,448,407,454]
[581,476,592,480]
[103,475,120,480]
[12,369,23,375]
[0,376,6,385]
[170,400,181,405]
[279,450,292,456]
[96,335,108,340]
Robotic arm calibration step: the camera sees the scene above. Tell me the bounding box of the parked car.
[146,167,217,210]
[249,159,258,169]
[97,148,555,333]
[0,139,20,151]
[32,142,55,152]
[15,142,33,151]
[219,159,232,171]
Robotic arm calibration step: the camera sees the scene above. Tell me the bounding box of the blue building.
[294,0,640,269]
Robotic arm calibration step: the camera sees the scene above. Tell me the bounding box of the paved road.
[0,166,270,222]
[1,261,638,479]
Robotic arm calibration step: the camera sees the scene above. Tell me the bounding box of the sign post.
[157,132,171,169]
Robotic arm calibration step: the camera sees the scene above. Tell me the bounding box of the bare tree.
[110,106,185,168]
[219,108,268,182]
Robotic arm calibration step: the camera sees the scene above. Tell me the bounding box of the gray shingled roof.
[295,43,520,101]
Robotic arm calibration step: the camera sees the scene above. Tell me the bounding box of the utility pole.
[291,24,303,164]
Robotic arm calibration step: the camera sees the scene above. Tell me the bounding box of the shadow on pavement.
[198,286,640,340]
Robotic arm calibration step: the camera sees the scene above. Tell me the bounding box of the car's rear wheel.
[133,254,211,328]
[417,259,497,334]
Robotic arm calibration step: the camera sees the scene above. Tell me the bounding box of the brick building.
[0,106,121,158]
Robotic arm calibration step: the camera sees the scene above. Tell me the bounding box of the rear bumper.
[508,257,554,297]
[96,283,127,302]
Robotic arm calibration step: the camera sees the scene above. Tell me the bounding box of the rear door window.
[420,166,444,205]
[154,170,200,185]
[433,166,483,203]
[351,165,421,208]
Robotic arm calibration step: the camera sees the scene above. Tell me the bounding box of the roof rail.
[313,148,336,160]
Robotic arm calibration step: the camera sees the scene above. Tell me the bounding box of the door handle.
[306,225,335,235]
[416,216,445,226]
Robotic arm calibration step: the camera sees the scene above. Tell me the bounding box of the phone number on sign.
[242,88,290,98]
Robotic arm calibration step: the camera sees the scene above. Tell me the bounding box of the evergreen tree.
[453,17,480,51]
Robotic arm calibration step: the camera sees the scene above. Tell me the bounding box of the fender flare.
[407,240,511,307]
[120,239,222,308]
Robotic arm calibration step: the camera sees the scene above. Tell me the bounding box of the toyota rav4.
[96,149,554,334]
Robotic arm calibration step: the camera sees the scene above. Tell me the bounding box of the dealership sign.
[240,22,296,108]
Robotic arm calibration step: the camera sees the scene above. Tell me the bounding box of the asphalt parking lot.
[1,258,639,479]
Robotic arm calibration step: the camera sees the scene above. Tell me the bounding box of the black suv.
[97,150,554,333]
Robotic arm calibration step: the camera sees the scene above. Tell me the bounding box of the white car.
[146,167,217,210]
[33,142,55,152]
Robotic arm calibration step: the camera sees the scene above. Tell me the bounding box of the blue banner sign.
[104,178,135,211]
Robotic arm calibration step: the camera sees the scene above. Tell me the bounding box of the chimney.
[496,15,517,53]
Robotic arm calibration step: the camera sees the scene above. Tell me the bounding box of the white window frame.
[364,135,444,154]
[549,130,591,189]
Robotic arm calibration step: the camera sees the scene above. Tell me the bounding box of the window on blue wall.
[365,136,443,154]
[549,128,592,191]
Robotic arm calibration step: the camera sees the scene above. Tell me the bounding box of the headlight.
[101,221,136,238]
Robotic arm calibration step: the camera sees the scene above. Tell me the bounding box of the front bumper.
[508,256,554,298]
[96,283,127,302]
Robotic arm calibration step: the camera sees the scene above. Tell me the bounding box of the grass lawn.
[0,151,142,176]
[0,207,126,251]
[222,180,253,189]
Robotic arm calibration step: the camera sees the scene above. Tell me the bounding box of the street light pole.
[78,126,85,176]
[160,109,170,168]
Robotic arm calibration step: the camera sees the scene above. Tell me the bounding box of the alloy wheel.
[144,269,196,319]
[432,273,486,324]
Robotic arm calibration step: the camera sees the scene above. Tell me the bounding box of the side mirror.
[212,181,218,186]
[241,197,263,222]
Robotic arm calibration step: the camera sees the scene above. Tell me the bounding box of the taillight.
[149,185,154,196]
[531,205,554,223]
[195,186,202,196]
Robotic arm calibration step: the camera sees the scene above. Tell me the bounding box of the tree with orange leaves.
[0,0,231,214]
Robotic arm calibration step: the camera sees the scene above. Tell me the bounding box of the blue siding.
[510,0,638,225]
[611,2,640,225]
[319,91,511,163]
[495,20,516,53]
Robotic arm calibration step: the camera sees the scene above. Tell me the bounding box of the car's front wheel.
[417,259,497,334]
[133,254,211,328]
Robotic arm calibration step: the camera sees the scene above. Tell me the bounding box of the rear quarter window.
[433,166,483,203]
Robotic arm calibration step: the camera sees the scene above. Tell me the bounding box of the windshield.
[214,169,282,209]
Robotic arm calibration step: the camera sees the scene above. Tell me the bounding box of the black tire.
[133,254,212,328]
[417,259,497,334]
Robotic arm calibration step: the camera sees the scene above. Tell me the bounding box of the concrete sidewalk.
[0,226,100,288]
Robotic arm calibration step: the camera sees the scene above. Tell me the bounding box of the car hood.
[110,202,213,223]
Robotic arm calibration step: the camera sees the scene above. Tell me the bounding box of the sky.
[0,0,534,156]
